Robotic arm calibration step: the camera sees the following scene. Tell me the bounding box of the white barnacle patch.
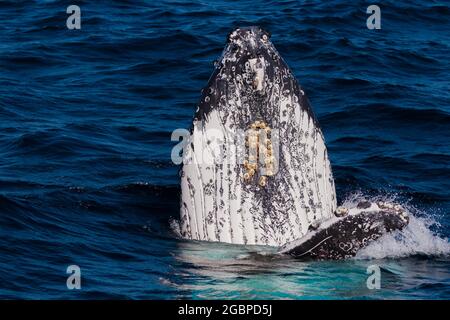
[339,242,353,252]
[335,206,348,217]
[248,58,266,92]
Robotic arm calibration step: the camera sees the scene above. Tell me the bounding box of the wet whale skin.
[280,210,409,260]
[180,26,336,246]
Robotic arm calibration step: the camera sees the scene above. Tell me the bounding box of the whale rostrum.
[180,26,337,246]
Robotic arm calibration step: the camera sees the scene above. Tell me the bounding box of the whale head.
[182,27,337,246]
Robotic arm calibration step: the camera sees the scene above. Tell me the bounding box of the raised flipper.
[279,201,409,260]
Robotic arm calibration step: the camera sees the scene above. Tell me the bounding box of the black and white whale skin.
[279,201,409,260]
[179,26,409,258]
[180,26,336,246]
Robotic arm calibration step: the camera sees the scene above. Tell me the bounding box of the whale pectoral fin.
[279,203,409,260]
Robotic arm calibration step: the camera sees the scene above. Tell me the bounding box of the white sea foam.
[343,192,450,260]
[356,214,450,259]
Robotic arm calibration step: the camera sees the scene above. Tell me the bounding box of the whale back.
[180,27,336,246]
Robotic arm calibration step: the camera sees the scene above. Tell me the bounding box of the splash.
[356,215,450,259]
[343,192,450,260]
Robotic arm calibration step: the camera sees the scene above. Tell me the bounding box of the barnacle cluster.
[243,120,275,187]
[334,206,349,217]
[377,201,408,221]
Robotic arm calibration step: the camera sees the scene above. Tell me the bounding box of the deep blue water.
[0,0,449,299]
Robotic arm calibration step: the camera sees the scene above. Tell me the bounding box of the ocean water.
[0,0,449,299]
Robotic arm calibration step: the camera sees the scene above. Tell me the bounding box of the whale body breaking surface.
[179,27,409,259]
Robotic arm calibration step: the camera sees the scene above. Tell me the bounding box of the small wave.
[340,192,450,259]
[321,104,450,128]
[354,1,450,26]
[332,136,394,146]
[0,194,27,212]
[113,182,179,200]
[330,77,372,87]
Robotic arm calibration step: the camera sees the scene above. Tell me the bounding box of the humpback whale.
[179,26,408,259]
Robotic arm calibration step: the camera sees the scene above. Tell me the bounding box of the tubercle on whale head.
[226,26,272,59]
[219,27,278,95]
